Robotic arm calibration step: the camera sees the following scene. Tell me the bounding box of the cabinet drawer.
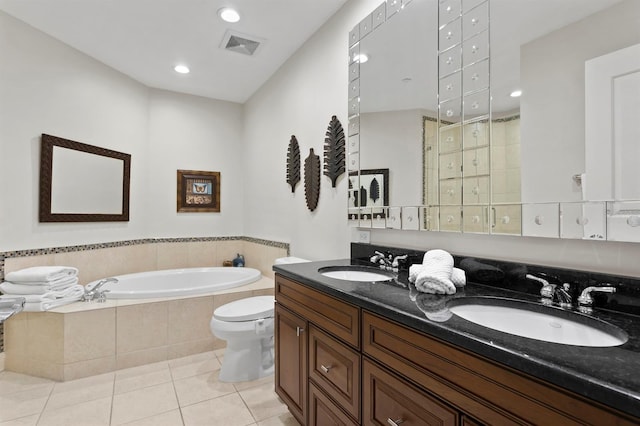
[362,311,638,425]
[363,358,458,426]
[309,325,360,421]
[276,274,360,348]
[309,382,358,426]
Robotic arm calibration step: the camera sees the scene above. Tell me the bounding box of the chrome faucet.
[578,285,616,307]
[82,277,118,302]
[525,273,572,307]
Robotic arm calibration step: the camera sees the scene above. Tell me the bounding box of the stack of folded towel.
[408,249,466,294]
[0,266,84,312]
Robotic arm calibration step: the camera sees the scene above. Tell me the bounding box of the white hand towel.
[0,277,79,295]
[0,285,84,302]
[5,266,78,283]
[408,264,423,283]
[451,268,466,288]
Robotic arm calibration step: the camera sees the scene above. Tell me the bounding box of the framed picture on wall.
[177,170,220,212]
[348,168,389,219]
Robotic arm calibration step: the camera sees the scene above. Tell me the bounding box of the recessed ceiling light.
[174,65,190,74]
[218,7,240,23]
[510,90,522,98]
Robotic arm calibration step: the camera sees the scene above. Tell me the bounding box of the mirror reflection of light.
[354,53,369,64]
[174,65,190,74]
[510,90,522,98]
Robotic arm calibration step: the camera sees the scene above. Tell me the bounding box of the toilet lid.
[213,295,275,322]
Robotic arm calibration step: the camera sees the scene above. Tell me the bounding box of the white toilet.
[210,256,309,382]
[210,295,276,382]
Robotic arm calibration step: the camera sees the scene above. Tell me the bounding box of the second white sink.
[448,297,628,347]
[319,266,394,282]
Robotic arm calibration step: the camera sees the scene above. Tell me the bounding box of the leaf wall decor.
[370,177,380,203]
[286,135,301,192]
[304,148,321,211]
[323,115,346,188]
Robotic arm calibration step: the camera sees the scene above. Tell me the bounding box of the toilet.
[210,256,309,382]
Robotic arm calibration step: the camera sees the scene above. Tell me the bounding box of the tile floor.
[0,349,299,426]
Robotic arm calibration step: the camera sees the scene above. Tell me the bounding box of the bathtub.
[88,267,262,299]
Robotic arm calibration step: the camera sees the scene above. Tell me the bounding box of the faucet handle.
[578,285,616,307]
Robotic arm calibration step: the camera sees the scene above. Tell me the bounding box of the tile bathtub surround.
[0,236,288,354]
[0,349,299,426]
[4,277,275,381]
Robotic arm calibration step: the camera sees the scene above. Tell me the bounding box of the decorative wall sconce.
[286,135,301,193]
[304,148,321,211]
[323,115,345,188]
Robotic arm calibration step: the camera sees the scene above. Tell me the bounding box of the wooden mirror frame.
[39,134,131,222]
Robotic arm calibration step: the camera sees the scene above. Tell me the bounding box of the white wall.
[0,10,244,251]
[520,0,640,203]
[360,109,424,206]
[243,0,382,261]
[147,89,244,237]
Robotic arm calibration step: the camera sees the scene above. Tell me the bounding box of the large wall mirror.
[39,134,131,222]
[348,0,640,242]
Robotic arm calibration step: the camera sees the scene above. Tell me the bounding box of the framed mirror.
[39,134,131,222]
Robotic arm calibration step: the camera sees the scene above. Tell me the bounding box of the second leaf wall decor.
[304,148,321,211]
[323,115,345,187]
[286,135,301,192]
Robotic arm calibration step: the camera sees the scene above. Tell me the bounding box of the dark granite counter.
[273,257,640,419]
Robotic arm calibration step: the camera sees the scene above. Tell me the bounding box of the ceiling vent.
[221,30,264,56]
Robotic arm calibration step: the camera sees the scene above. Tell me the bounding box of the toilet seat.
[213,295,275,322]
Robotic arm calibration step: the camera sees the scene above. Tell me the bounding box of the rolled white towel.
[0,277,79,295]
[408,264,423,283]
[414,249,456,294]
[451,268,466,287]
[423,249,454,268]
[5,266,78,283]
[415,267,456,294]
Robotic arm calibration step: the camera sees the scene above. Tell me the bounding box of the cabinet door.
[362,358,458,426]
[309,382,358,426]
[275,304,308,425]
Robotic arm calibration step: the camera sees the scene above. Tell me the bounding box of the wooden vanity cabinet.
[275,274,361,425]
[275,274,639,426]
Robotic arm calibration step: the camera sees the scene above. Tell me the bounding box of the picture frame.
[348,168,389,219]
[177,170,220,212]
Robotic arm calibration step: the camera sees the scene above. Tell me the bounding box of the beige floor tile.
[169,354,220,381]
[0,372,53,396]
[0,386,52,423]
[37,396,111,426]
[257,412,300,426]
[115,360,169,380]
[45,372,114,411]
[0,413,39,425]
[110,382,178,425]
[233,375,274,392]
[120,409,184,426]
[238,382,288,422]
[173,370,236,407]
[114,367,172,395]
[181,393,255,426]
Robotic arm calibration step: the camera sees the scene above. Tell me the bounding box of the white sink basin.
[448,298,628,347]
[319,266,394,282]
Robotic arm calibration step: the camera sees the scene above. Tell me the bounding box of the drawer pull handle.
[387,418,404,426]
[296,326,304,337]
[320,364,332,373]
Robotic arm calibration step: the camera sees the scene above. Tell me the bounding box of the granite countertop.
[273,258,640,419]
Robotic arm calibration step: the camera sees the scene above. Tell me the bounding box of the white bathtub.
[88,267,262,299]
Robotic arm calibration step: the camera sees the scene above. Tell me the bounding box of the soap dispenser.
[232,253,245,267]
